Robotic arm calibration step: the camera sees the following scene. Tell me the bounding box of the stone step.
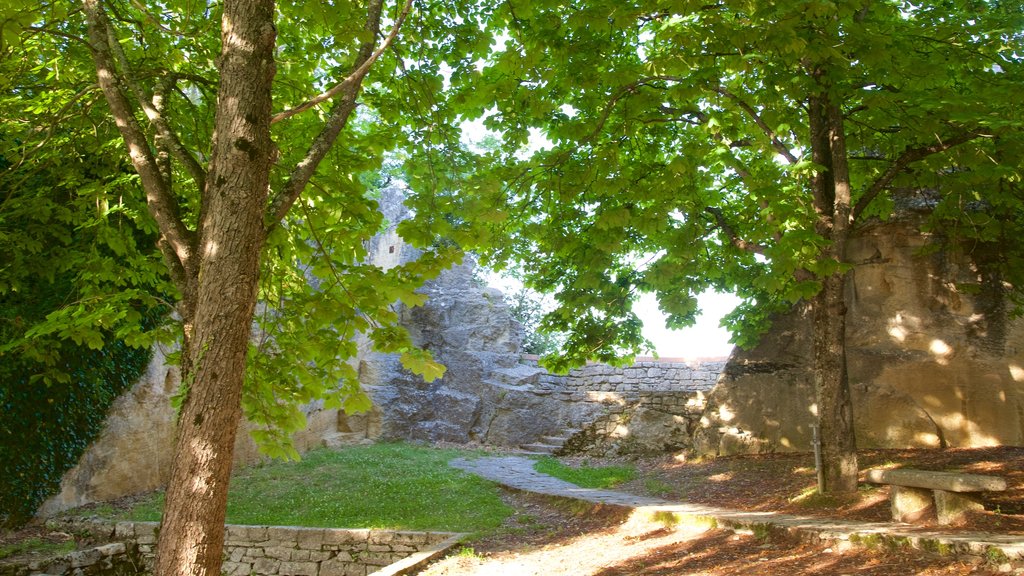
[322,431,371,449]
[520,443,560,454]
[540,435,572,445]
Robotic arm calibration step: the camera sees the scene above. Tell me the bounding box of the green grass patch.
[77,443,511,532]
[0,538,76,560]
[533,457,636,489]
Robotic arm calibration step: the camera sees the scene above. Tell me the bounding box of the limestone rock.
[697,215,1024,455]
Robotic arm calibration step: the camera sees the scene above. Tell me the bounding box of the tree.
[7,1,491,574]
[454,0,1024,494]
[504,286,567,355]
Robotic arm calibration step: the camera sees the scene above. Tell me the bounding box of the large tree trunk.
[152,2,276,575]
[807,91,859,495]
[812,272,858,494]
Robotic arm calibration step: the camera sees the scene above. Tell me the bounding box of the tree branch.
[270,0,413,125]
[102,18,208,192]
[266,0,411,227]
[851,131,981,222]
[704,206,768,256]
[82,0,196,286]
[713,87,799,164]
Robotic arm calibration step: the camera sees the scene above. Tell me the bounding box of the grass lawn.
[105,443,510,532]
[533,457,636,489]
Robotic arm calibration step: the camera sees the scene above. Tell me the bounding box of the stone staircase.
[520,427,581,456]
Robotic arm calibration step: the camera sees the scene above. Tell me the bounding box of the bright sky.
[484,271,738,360]
[634,290,739,359]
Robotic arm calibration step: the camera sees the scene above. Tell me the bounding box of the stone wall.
[562,391,709,456]
[531,358,725,396]
[0,542,138,576]
[696,215,1024,457]
[6,521,462,576]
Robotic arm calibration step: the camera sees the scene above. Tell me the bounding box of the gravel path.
[450,456,1024,561]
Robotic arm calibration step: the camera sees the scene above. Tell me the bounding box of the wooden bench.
[865,468,1007,525]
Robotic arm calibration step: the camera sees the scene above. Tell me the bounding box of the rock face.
[697,216,1024,456]
[39,342,342,516]
[36,344,180,517]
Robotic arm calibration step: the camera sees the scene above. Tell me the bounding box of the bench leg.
[934,490,984,525]
[890,486,934,522]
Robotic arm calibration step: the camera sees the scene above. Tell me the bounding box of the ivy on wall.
[0,277,159,528]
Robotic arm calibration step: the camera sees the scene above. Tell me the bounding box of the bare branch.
[852,131,981,222]
[82,0,196,286]
[271,0,413,124]
[266,0,412,227]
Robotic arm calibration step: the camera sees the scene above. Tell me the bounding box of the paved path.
[450,455,1024,561]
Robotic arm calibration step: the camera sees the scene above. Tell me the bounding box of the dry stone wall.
[0,542,138,576]
[532,358,724,396]
[9,520,461,576]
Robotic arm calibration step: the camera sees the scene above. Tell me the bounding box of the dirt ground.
[4,446,1023,575]
[418,446,1024,576]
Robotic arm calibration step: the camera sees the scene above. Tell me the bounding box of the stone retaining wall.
[527,357,725,397]
[562,390,709,456]
[6,521,461,576]
[517,358,724,456]
[0,542,138,576]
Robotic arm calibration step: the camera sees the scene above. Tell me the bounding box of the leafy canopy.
[1,0,499,459]
[443,0,1024,370]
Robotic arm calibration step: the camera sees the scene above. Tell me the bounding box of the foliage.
[79,443,512,533]
[446,0,1024,370]
[1,0,499,466]
[0,30,172,526]
[0,12,173,380]
[533,457,636,489]
[504,286,567,356]
[0,298,156,527]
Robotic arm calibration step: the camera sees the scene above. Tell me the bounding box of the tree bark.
[152,2,276,575]
[807,90,859,495]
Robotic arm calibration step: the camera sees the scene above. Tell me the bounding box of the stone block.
[390,544,418,553]
[227,524,269,543]
[296,529,325,550]
[391,532,428,545]
[934,490,985,525]
[222,561,254,576]
[268,527,299,542]
[891,485,935,522]
[67,548,102,568]
[289,549,312,561]
[369,530,396,544]
[307,550,333,562]
[227,547,246,563]
[113,522,135,539]
[253,557,281,574]
[361,552,394,566]
[327,551,354,562]
[279,561,318,575]
[318,558,353,576]
[95,542,126,557]
[264,546,296,560]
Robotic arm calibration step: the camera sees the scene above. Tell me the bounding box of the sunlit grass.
[72,443,511,532]
[533,457,636,489]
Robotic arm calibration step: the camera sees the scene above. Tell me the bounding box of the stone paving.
[450,456,1024,562]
